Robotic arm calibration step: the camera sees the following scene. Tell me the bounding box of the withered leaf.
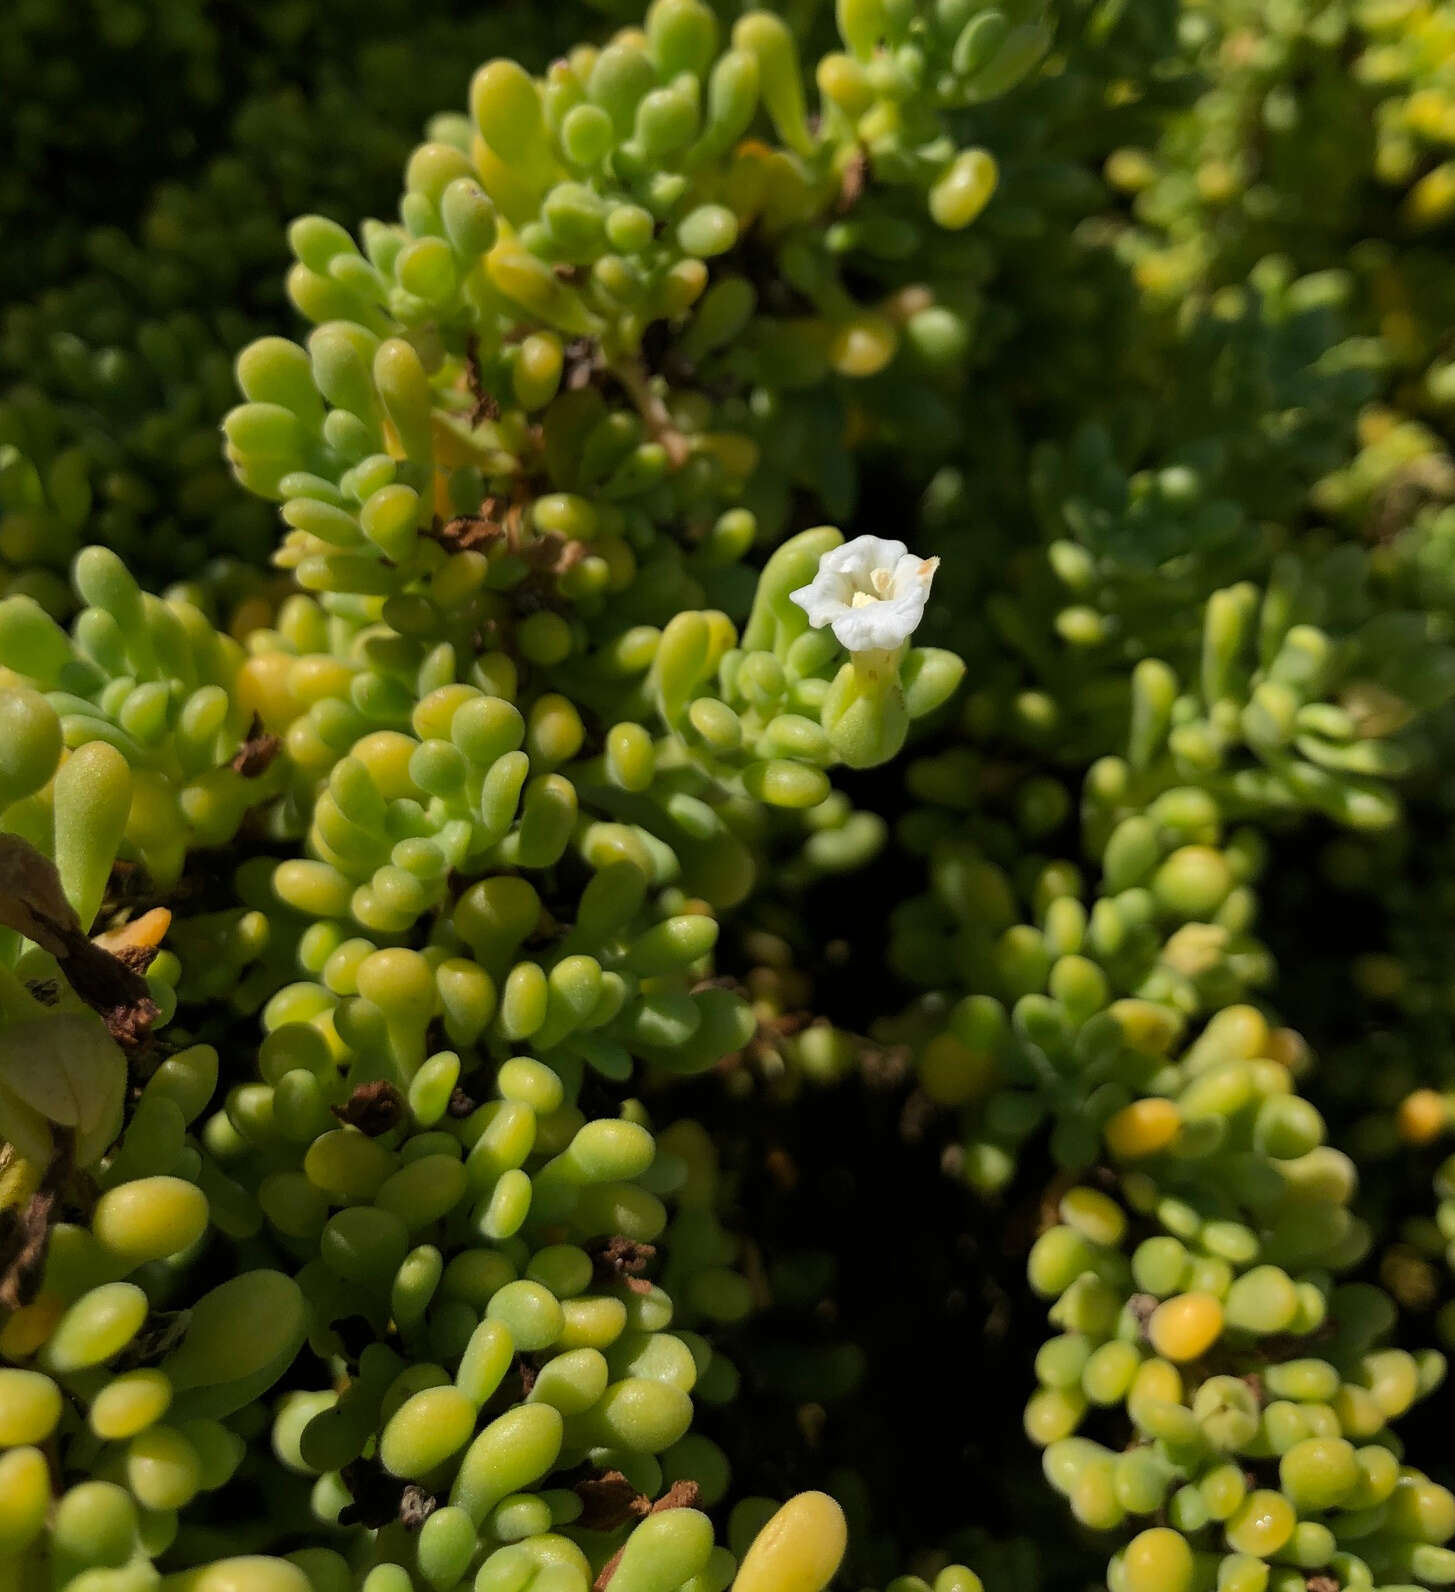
[399,1485,438,1530]
[0,833,81,957]
[230,714,282,778]
[591,1482,702,1592]
[55,940,159,1055]
[0,833,159,1053]
[425,514,504,555]
[331,1079,405,1137]
[0,1181,58,1311]
[0,1132,72,1311]
[589,1235,657,1294]
[464,333,501,428]
[837,146,870,212]
[338,1458,407,1530]
[574,1469,650,1532]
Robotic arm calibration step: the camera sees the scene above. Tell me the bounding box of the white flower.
[789,535,940,653]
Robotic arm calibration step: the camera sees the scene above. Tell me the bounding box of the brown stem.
[610,360,691,470]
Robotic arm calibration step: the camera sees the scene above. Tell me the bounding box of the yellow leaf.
[93,908,172,957]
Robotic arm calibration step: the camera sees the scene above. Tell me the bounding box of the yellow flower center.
[850,567,897,608]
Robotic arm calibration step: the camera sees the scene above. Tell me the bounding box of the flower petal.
[790,580,849,629]
[829,603,906,651]
[820,536,909,583]
[792,538,938,651]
